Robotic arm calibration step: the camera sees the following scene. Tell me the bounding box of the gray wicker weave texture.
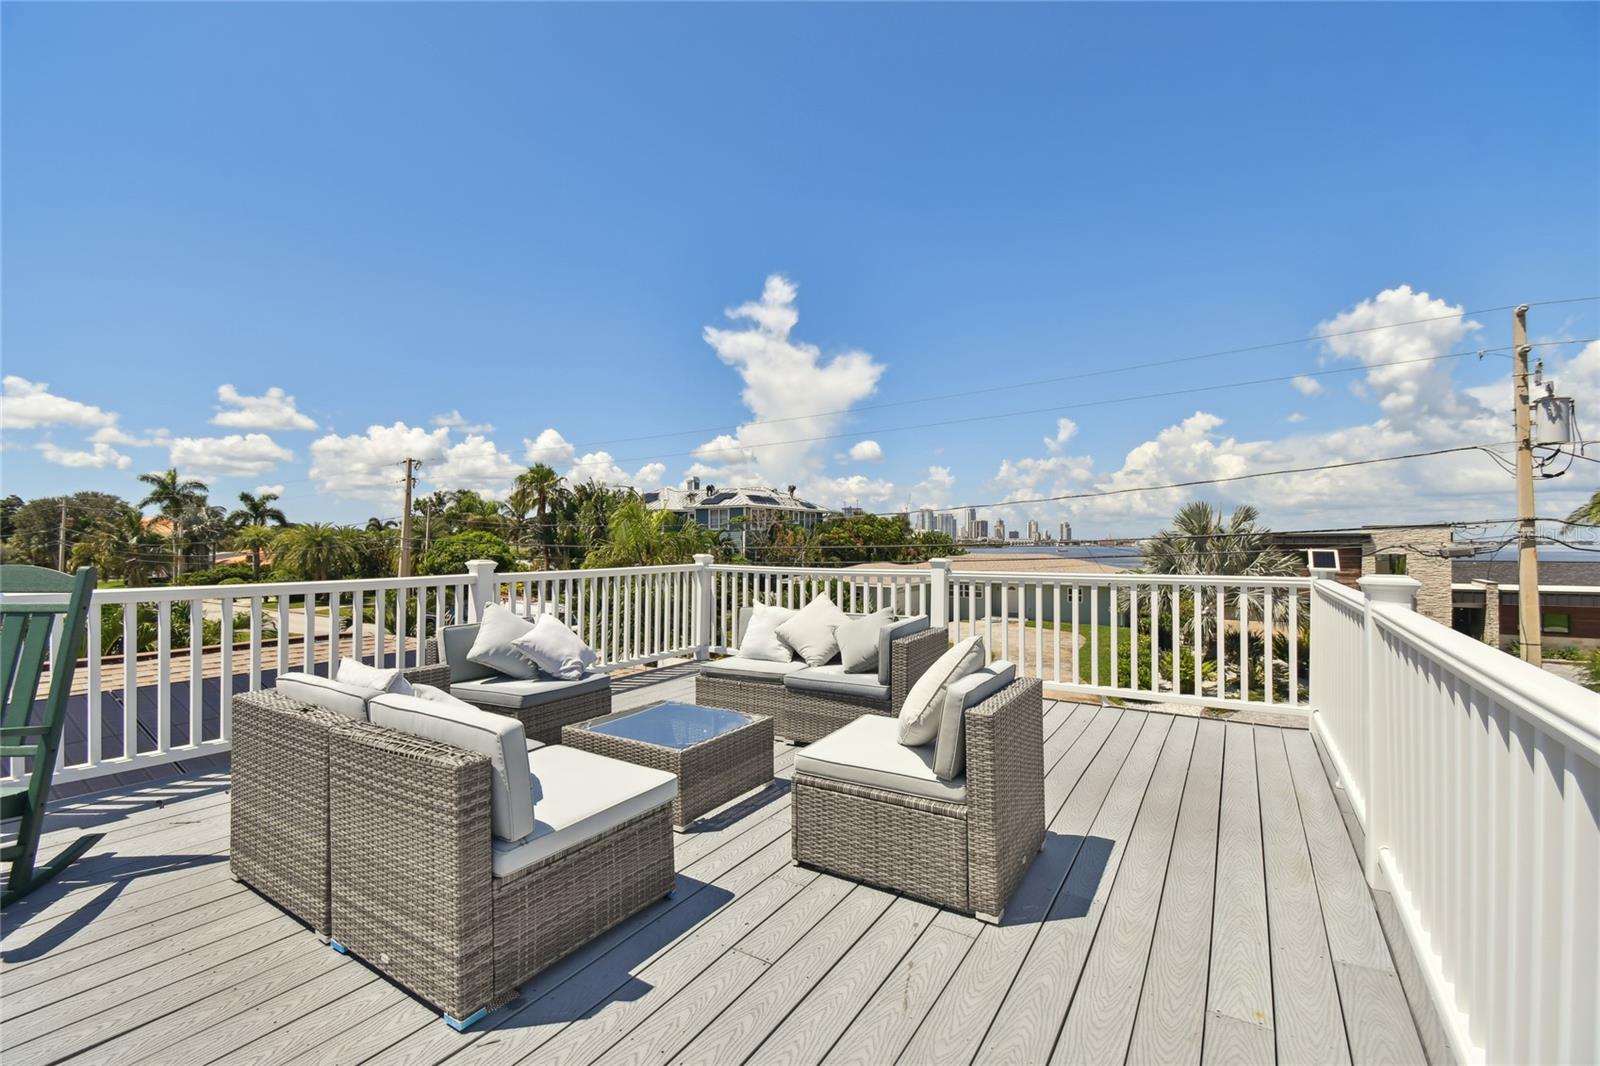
[561,708,774,829]
[790,677,1045,918]
[229,690,343,935]
[694,625,949,744]
[227,661,453,936]
[327,720,678,1022]
[329,720,498,1020]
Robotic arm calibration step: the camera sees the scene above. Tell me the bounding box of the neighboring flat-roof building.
[642,478,828,553]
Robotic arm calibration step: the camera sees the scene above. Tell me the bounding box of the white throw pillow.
[466,603,541,679]
[410,682,477,710]
[511,613,599,680]
[775,594,851,667]
[335,657,413,697]
[738,604,797,663]
[835,608,896,674]
[898,636,986,746]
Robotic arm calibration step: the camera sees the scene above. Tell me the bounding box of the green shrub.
[420,531,514,576]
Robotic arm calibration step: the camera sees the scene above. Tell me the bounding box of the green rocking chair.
[2,565,101,908]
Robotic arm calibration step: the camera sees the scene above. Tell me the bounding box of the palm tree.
[74,507,164,585]
[229,490,288,529]
[233,524,278,581]
[583,498,721,568]
[1141,501,1299,578]
[1563,490,1600,530]
[515,463,565,568]
[272,523,360,581]
[137,468,209,579]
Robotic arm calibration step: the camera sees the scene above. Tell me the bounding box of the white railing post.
[929,558,950,630]
[1358,574,1420,887]
[464,559,500,623]
[692,554,715,661]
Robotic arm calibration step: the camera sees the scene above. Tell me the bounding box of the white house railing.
[1311,575,1600,1066]
[939,566,1311,715]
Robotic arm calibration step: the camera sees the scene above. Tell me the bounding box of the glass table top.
[584,702,757,750]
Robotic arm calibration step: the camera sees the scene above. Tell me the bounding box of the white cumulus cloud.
[254,483,286,497]
[908,465,956,508]
[848,440,883,462]
[433,410,495,434]
[310,422,451,502]
[1291,375,1323,396]
[567,450,667,490]
[1,376,117,430]
[429,434,522,499]
[37,440,132,470]
[1043,418,1079,454]
[691,275,885,489]
[213,385,317,431]
[169,433,294,477]
[91,425,171,447]
[524,428,577,468]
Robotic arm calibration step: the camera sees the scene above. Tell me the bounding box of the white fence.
[940,566,1310,714]
[1311,575,1600,1065]
[4,556,1321,787]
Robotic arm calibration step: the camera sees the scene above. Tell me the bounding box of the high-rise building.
[940,512,958,537]
[973,519,989,539]
[916,507,935,532]
[1026,519,1040,542]
[1059,521,1073,543]
[994,519,1006,542]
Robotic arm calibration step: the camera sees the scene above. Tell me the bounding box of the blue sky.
[3,2,1597,536]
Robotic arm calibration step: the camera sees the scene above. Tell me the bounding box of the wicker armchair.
[229,661,450,936]
[697,624,947,744]
[791,677,1045,921]
[326,717,676,1028]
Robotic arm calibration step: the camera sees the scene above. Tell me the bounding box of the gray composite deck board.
[0,691,1426,1066]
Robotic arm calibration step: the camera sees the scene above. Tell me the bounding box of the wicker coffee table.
[561,702,774,830]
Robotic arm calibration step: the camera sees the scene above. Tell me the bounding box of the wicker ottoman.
[562,701,774,830]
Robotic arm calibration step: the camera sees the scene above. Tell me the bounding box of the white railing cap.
[464,559,501,574]
[1358,574,1421,607]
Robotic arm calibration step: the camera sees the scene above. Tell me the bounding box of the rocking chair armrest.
[0,724,51,737]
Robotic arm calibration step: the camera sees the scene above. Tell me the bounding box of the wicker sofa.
[230,660,450,936]
[325,700,676,1029]
[791,669,1044,922]
[696,609,947,744]
[426,625,611,745]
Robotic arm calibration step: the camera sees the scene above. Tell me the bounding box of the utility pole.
[1512,304,1542,666]
[398,458,420,577]
[57,499,68,572]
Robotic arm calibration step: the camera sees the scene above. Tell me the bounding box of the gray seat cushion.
[794,715,965,803]
[451,671,610,711]
[933,661,1018,781]
[700,656,806,682]
[491,745,677,878]
[783,663,891,704]
[439,622,498,683]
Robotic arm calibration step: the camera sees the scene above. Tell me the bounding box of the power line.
[610,340,1593,465]
[574,295,1600,449]
[869,441,1516,515]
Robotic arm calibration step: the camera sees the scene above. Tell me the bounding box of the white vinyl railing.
[1311,575,1600,1065]
[489,562,700,669]
[939,565,1311,714]
[4,573,471,785]
[706,563,932,654]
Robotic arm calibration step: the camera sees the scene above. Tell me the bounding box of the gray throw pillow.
[835,607,896,674]
[897,636,985,746]
[738,604,797,662]
[775,594,851,667]
[465,602,541,679]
